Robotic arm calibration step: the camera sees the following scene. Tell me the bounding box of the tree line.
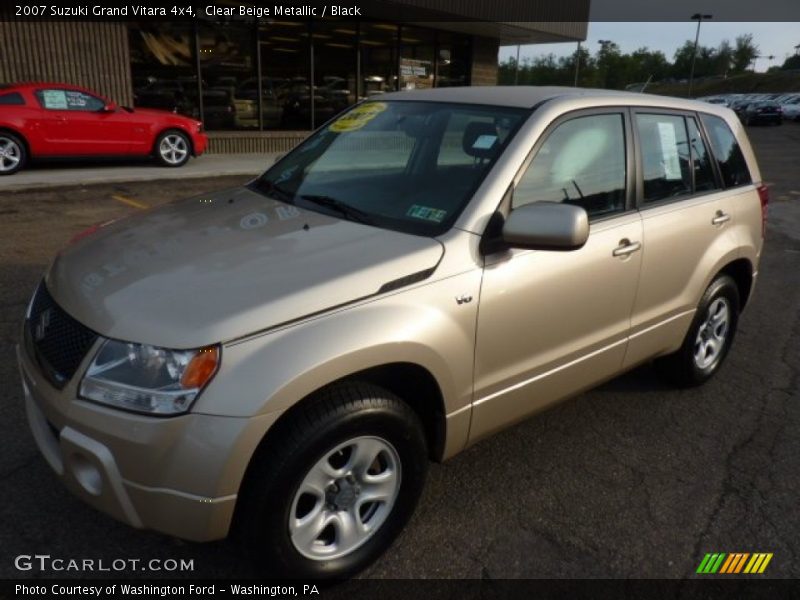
[499,35,797,90]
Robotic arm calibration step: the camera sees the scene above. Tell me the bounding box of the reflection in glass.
[359,23,398,99]
[130,22,200,120]
[198,20,256,130]
[259,20,311,130]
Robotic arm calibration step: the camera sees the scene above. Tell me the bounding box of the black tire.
[0,131,27,175]
[656,274,740,387]
[154,129,191,167]
[234,381,428,579]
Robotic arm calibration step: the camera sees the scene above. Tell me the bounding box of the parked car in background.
[780,97,800,121]
[18,87,767,579]
[0,82,207,175]
[742,101,783,126]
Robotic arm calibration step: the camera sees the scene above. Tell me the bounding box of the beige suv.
[18,87,766,578]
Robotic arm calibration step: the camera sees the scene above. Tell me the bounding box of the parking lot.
[0,123,798,581]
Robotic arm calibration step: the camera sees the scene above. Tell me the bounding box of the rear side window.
[0,92,25,105]
[514,113,627,219]
[699,114,752,188]
[636,114,692,203]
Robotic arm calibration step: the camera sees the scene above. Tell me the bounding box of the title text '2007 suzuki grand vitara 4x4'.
[18,87,766,578]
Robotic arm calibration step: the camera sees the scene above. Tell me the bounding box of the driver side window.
[514,113,627,219]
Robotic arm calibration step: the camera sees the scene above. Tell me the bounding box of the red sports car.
[0,82,208,175]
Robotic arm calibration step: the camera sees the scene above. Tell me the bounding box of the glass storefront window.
[311,19,357,128]
[129,23,200,120]
[359,22,398,100]
[259,20,312,130]
[436,32,471,87]
[399,26,435,91]
[198,19,257,130]
[129,21,471,131]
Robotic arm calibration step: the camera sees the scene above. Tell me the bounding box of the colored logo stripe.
[697,552,773,574]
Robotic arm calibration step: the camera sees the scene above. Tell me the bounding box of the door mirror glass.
[502,202,589,250]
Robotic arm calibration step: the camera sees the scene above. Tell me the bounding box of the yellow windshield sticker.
[329,102,387,132]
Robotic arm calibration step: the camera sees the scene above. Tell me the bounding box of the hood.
[46,187,444,348]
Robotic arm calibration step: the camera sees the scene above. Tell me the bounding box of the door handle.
[711,211,731,225]
[612,239,642,257]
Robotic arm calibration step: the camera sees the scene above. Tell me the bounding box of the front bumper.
[193,132,208,156]
[17,342,279,542]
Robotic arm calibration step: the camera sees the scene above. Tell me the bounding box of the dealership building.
[0,1,588,152]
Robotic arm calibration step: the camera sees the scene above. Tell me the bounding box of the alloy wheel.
[0,137,22,173]
[693,296,731,369]
[158,134,188,165]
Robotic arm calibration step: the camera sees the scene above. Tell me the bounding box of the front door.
[471,110,643,442]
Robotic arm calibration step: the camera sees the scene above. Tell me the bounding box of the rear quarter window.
[0,92,25,105]
[699,114,752,188]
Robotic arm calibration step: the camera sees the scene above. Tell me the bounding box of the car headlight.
[79,339,220,416]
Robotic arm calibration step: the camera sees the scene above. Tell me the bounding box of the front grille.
[25,283,98,389]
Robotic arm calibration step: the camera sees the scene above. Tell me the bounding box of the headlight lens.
[79,340,220,415]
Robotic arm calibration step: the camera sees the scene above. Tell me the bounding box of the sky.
[499,23,800,72]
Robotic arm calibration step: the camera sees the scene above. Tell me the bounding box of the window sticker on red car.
[41,90,68,109]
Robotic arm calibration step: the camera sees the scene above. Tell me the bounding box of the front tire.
[0,132,26,175]
[656,274,740,387]
[235,382,428,579]
[154,130,191,167]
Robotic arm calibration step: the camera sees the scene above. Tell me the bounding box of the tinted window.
[687,117,718,193]
[700,114,752,188]
[636,114,691,203]
[0,92,24,105]
[36,89,105,111]
[514,113,627,218]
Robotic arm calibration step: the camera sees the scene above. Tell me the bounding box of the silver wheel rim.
[693,297,731,369]
[0,136,22,172]
[159,134,188,164]
[289,436,401,561]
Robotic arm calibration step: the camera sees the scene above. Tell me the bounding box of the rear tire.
[0,132,26,175]
[234,381,428,579]
[655,274,740,387]
[154,129,191,167]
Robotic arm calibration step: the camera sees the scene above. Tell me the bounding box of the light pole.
[597,40,612,89]
[514,44,521,85]
[795,43,800,55]
[688,13,712,98]
[573,41,582,86]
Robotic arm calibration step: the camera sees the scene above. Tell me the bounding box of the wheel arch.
[717,258,754,311]
[0,126,30,155]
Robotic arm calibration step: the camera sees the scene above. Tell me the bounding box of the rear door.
[624,109,738,367]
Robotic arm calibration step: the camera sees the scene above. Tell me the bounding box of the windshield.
[251,100,528,235]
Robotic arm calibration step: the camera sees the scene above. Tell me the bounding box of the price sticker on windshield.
[329,102,387,133]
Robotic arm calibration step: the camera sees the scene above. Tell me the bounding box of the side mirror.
[102,102,117,112]
[502,202,589,251]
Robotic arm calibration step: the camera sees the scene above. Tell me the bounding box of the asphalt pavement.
[0,124,798,582]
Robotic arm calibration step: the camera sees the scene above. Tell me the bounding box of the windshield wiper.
[255,179,294,203]
[299,194,374,225]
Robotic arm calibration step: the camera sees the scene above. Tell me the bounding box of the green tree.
[732,34,759,72]
[781,54,800,70]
